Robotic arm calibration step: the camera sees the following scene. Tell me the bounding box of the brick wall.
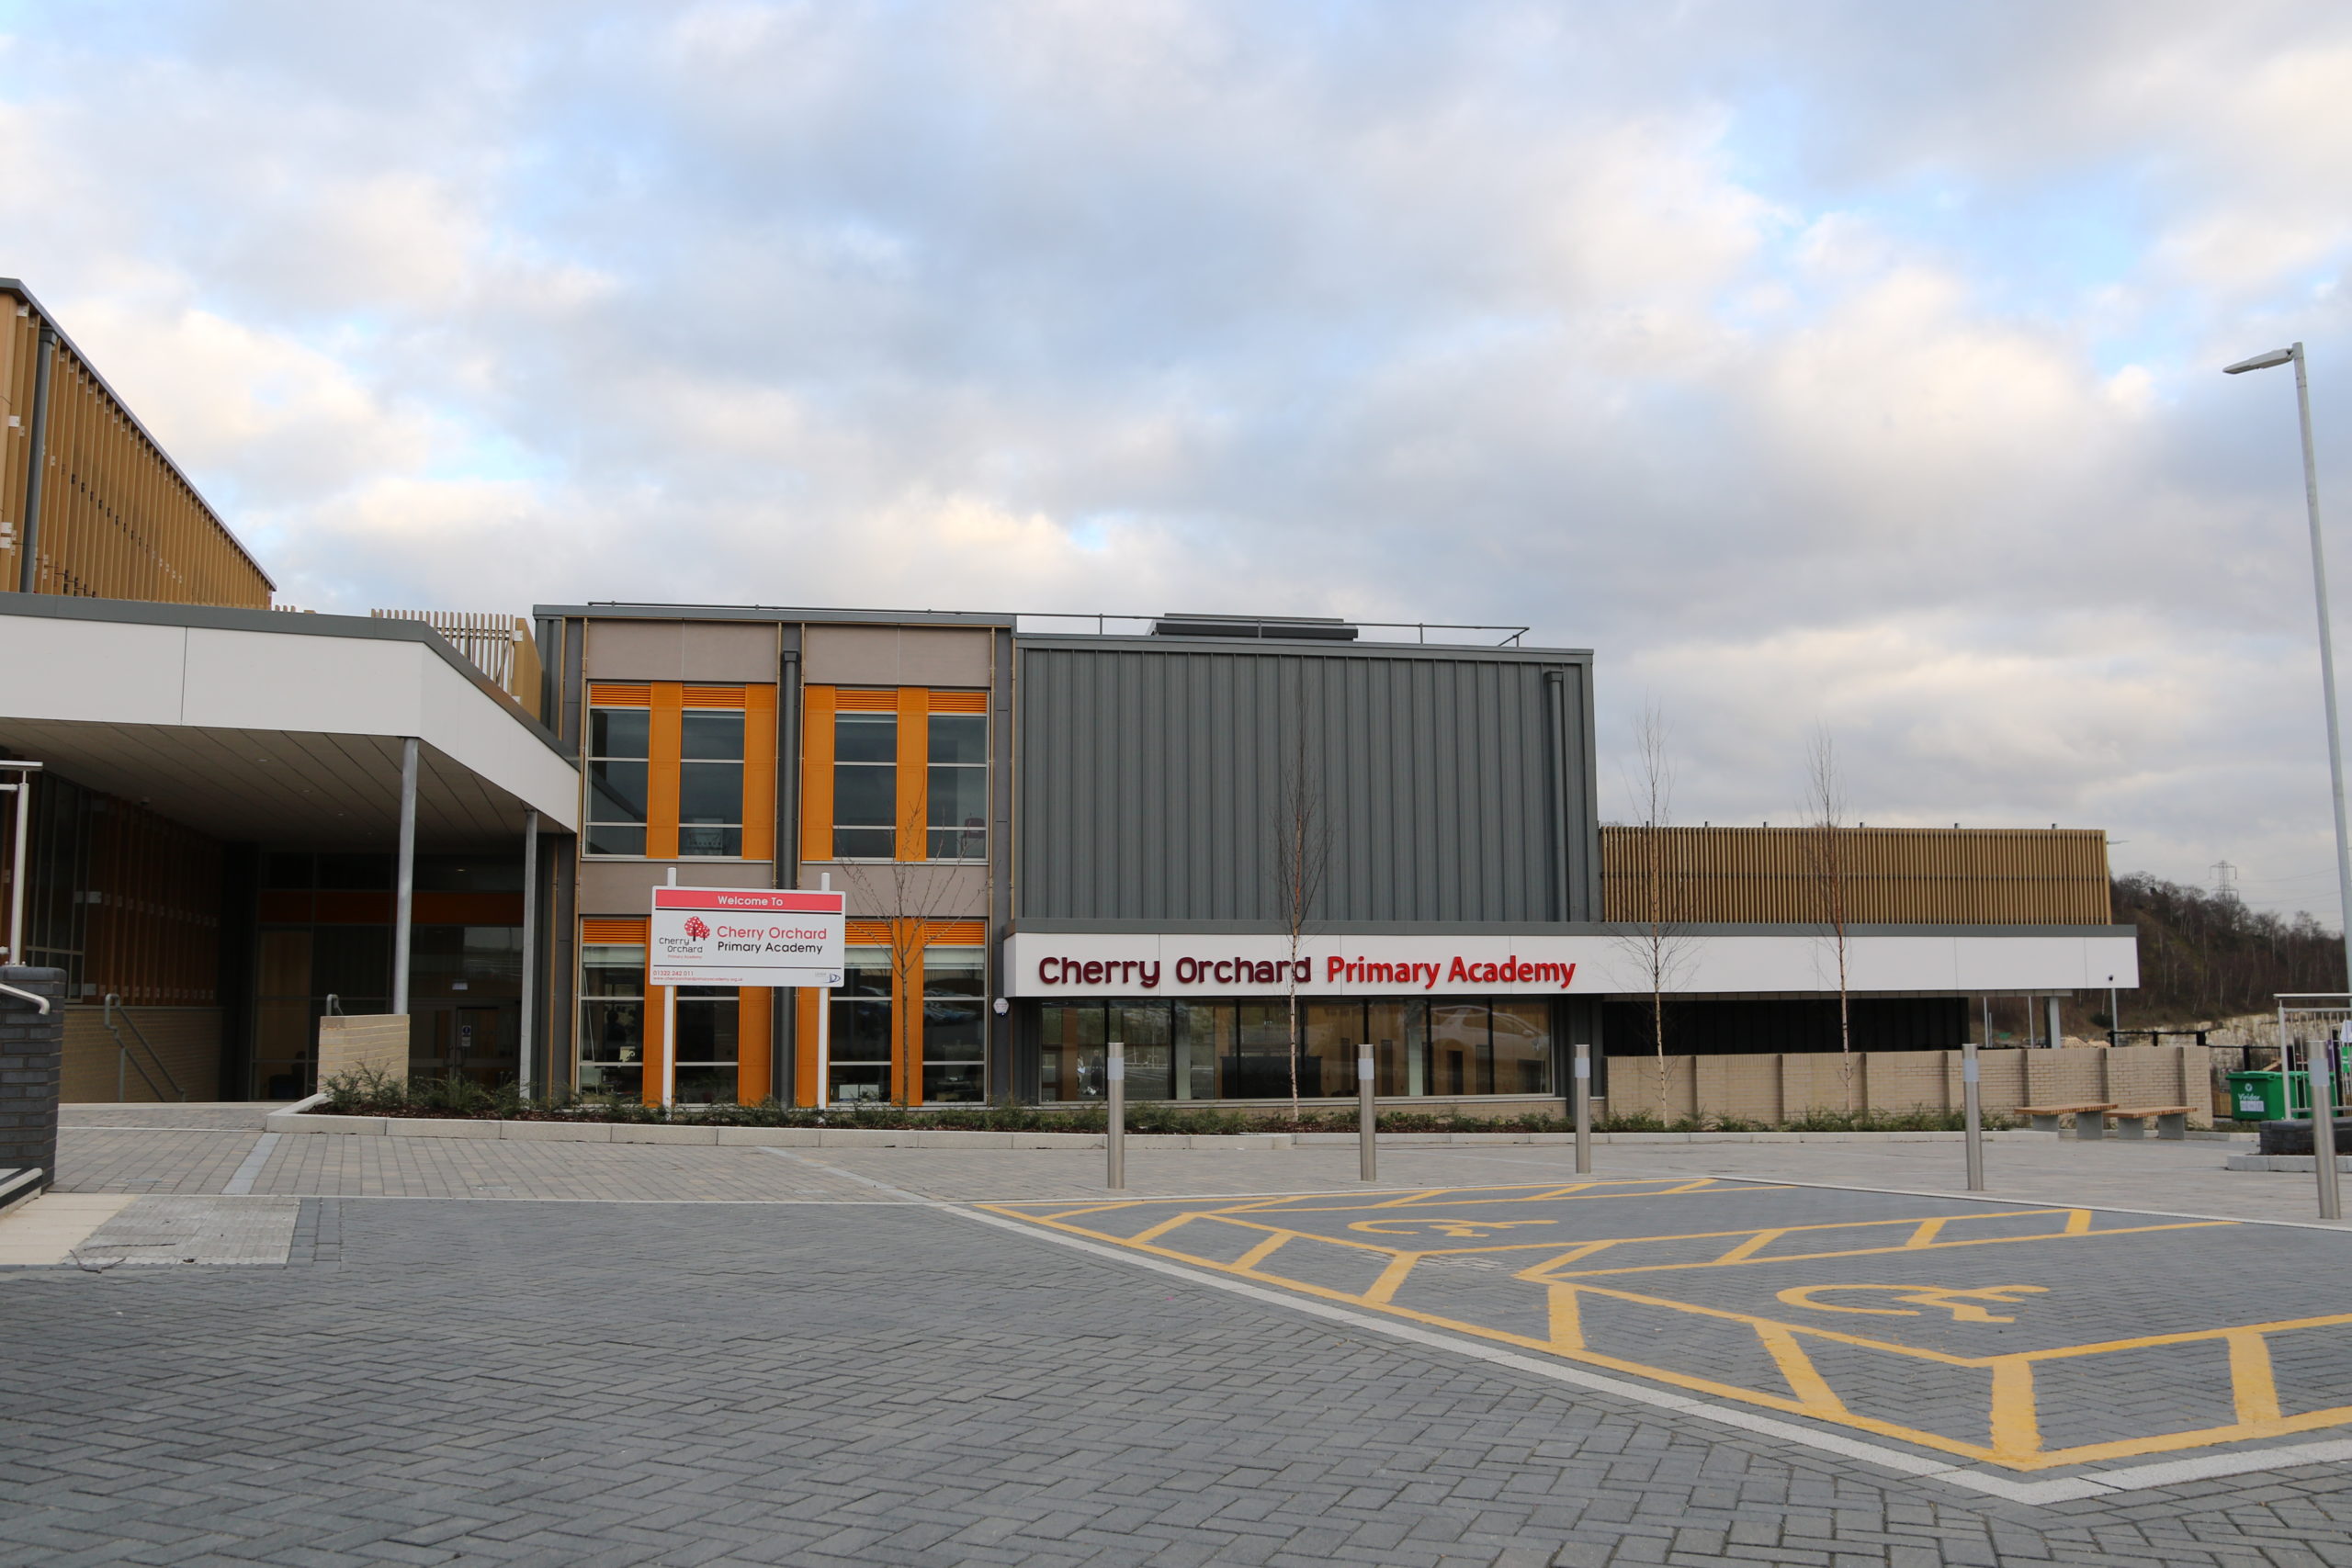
[318,1015,411,1084]
[0,967,63,1186]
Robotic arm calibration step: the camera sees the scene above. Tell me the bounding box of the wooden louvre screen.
[589,683,651,707]
[927,919,986,944]
[1599,826,2114,926]
[682,685,746,708]
[582,918,647,943]
[846,919,892,945]
[927,692,988,714]
[833,689,898,711]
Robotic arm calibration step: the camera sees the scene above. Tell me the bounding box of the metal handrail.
[103,994,187,1103]
[579,603,1538,647]
[0,979,48,1014]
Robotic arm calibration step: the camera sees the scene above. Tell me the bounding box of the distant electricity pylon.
[2213,860,2242,902]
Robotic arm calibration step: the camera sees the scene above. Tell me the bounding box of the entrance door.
[421,1004,518,1087]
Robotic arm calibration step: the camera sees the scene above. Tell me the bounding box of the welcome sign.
[649,886,846,987]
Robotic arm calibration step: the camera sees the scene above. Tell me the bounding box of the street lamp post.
[2226,341,2349,1221]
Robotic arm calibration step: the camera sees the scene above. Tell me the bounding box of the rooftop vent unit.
[1151,614,1359,641]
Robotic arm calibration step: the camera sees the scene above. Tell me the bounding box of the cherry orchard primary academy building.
[0,276,2136,1107]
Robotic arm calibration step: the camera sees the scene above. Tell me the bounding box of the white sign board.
[650,886,845,987]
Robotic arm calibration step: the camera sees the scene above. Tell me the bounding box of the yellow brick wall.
[1600,1046,2213,1128]
[60,1007,220,1102]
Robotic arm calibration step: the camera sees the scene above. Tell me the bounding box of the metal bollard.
[1358,1042,1377,1181]
[1106,1040,1125,1191]
[1962,1039,1984,1192]
[1573,1043,1592,1175]
[2314,1038,2341,1222]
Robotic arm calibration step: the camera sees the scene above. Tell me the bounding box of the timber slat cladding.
[1,284,271,607]
[1600,826,2112,925]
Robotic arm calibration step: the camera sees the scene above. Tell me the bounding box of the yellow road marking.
[1756,1324,1847,1416]
[1232,1231,1291,1269]
[1777,1283,2050,1324]
[972,1186,2344,1472]
[2228,1330,2282,1425]
[1348,1217,1559,1238]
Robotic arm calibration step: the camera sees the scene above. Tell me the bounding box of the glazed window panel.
[829,951,894,1102]
[673,985,740,1104]
[922,948,987,1103]
[833,713,897,860]
[926,714,988,861]
[1490,1000,1554,1095]
[678,711,745,858]
[579,943,646,1099]
[586,708,650,857]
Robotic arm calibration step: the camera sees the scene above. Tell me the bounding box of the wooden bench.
[2102,1105,2194,1141]
[2018,1102,2117,1135]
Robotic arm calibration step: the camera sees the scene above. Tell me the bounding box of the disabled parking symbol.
[1775,1283,2050,1324]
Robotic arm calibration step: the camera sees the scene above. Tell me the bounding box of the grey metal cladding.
[1017,644,1596,922]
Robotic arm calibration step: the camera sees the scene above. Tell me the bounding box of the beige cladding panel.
[804,625,992,686]
[578,858,776,916]
[584,619,776,682]
[800,860,989,919]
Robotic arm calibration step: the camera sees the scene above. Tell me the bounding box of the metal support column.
[392,738,418,1016]
[1573,1043,1593,1174]
[2046,996,2064,1052]
[518,810,538,1098]
[1962,1040,1984,1192]
[2316,1031,2344,1222]
[1106,1040,1125,1190]
[2,761,35,965]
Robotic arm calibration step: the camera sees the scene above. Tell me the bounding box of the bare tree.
[840,793,961,1107]
[1611,701,1697,1119]
[1803,728,1855,1100]
[1272,717,1330,1122]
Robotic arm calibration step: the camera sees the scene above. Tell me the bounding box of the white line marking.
[753,1145,937,1202]
[220,1134,278,1195]
[2085,1437,2352,1491]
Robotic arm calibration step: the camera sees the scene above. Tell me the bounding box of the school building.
[0,277,2137,1107]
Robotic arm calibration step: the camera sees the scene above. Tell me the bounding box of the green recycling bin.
[2228,1070,2287,1122]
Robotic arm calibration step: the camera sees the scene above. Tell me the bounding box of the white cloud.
[9,0,2352,920]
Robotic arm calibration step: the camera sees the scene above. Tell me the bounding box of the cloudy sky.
[6,1,2352,918]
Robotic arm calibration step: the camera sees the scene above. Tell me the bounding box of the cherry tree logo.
[683,916,710,941]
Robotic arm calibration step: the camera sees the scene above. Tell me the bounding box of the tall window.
[829,951,894,1101]
[587,708,649,856]
[580,942,646,1099]
[922,949,987,1101]
[673,986,740,1102]
[833,713,897,859]
[679,710,744,857]
[927,714,988,861]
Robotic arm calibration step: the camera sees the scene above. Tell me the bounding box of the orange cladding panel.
[648,683,683,860]
[801,686,837,863]
[896,687,928,862]
[796,987,822,1107]
[738,987,772,1104]
[743,685,777,861]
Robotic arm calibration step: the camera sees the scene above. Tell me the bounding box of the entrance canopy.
[0,595,578,848]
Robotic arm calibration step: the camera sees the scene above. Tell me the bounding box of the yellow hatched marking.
[1531,1215,2229,1281]
[972,1190,2352,1472]
[1125,1213,1200,1247]
[1711,1228,1789,1265]
[1232,1231,1291,1269]
[1548,1285,1586,1351]
[1363,1252,1422,1306]
[1988,1359,2041,1464]
[1906,1217,1951,1248]
[2228,1330,2282,1425]
[1756,1324,1847,1416]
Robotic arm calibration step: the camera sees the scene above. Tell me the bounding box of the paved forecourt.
[978,1175,2352,1483]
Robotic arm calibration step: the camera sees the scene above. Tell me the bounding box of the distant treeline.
[2091,873,2346,1029]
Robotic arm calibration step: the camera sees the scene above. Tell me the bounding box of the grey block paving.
[0,1198,2346,1566]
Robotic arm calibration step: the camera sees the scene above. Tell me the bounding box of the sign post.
[649,885,844,1109]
